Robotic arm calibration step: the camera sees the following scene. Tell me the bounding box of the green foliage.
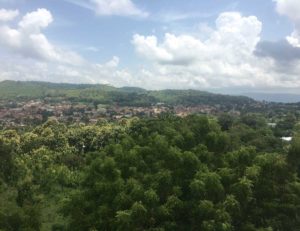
[0,114,299,230]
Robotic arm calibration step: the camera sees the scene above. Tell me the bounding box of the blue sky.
[0,0,300,93]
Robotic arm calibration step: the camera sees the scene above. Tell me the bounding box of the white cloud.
[0,9,19,21]
[64,0,148,17]
[85,46,100,52]
[274,0,300,47]
[104,56,119,68]
[0,55,136,87]
[2,7,300,92]
[133,12,262,66]
[0,8,83,64]
[132,34,174,63]
[275,0,300,21]
[0,8,136,86]
[19,8,52,32]
[154,11,215,23]
[92,0,148,17]
[132,12,300,90]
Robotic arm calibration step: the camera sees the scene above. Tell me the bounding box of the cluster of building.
[174,105,218,117]
[0,99,226,127]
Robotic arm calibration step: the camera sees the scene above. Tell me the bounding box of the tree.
[0,130,20,182]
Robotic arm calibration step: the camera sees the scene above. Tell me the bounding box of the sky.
[0,0,300,93]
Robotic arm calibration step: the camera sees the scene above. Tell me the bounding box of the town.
[0,98,221,127]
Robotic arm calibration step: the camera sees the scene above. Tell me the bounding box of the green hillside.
[0,80,116,99]
[0,80,254,107]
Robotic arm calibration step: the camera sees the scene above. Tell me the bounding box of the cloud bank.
[0,8,83,64]
[0,8,133,86]
[132,12,300,89]
[1,1,300,92]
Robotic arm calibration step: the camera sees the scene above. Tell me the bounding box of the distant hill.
[0,80,116,99]
[119,86,147,93]
[0,80,255,107]
[243,92,300,103]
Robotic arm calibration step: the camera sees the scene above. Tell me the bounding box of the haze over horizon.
[0,0,300,94]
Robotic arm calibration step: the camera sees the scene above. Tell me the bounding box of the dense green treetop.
[0,114,299,230]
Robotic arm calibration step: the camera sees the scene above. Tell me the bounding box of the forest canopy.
[0,114,299,231]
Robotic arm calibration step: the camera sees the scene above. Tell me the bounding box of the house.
[267,123,277,128]
[281,137,292,142]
